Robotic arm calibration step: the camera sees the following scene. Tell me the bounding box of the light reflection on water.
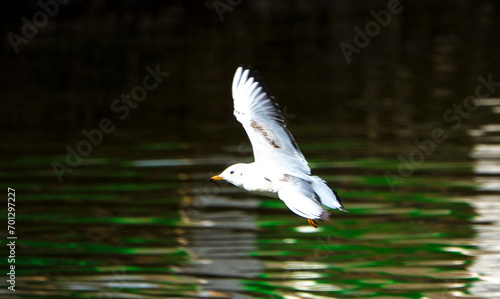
[468,99,500,298]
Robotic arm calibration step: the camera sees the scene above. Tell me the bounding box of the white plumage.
[211,66,347,227]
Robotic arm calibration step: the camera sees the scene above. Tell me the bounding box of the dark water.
[1,1,500,299]
[2,109,500,298]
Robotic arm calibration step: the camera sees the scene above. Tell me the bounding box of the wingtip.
[232,66,244,95]
[338,206,349,213]
[237,64,253,71]
[232,65,282,119]
[234,65,259,84]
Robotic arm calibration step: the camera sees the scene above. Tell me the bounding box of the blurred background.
[1,1,500,298]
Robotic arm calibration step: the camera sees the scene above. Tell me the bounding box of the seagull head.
[209,163,248,187]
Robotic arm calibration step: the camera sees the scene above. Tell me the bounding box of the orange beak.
[209,175,223,182]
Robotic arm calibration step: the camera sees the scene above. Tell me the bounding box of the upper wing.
[232,66,310,175]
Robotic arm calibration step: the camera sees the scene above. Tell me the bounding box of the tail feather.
[311,176,347,212]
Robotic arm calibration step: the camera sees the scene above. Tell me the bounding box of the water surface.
[2,101,499,298]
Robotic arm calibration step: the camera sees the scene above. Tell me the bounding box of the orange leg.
[307,219,318,228]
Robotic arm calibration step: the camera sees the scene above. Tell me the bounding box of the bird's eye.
[230,171,234,174]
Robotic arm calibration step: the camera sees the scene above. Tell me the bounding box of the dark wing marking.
[323,181,348,212]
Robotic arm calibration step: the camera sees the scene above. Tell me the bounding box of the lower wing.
[276,175,330,221]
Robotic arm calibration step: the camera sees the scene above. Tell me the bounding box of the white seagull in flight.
[210,66,347,228]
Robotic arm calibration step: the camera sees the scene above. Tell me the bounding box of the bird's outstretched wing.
[232,66,310,175]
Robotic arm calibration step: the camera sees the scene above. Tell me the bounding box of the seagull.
[210,66,347,228]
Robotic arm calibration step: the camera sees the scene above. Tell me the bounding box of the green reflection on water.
[1,132,483,299]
